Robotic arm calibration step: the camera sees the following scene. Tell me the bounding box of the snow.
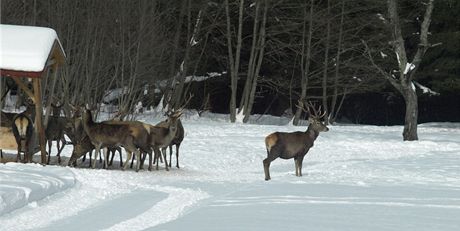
[1,113,460,230]
[404,62,416,74]
[102,87,129,103]
[414,81,440,96]
[0,163,75,216]
[0,24,63,72]
[376,13,386,22]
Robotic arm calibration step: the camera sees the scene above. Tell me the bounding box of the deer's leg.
[159,151,163,163]
[118,148,123,167]
[148,150,153,171]
[16,143,21,162]
[88,151,93,167]
[109,149,115,166]
[47,140,52,164]
[56,139,62,164]
[154,148,160,170]
[82,153,87,162]
[135,150,141,172]
[168,145,172,167]
[162,147,169,171]
[123,150,133,171]
[92,146,100,169]
[175,144,180,169]
[99,150,102,163]
[103,147,109,169]
[294,157,299,176]
[298,155,305,177]
[25,140,31,163]
[130,154,135,169]
[263,148,278,181]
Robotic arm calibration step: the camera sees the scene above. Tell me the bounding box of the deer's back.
[266,131,313,159]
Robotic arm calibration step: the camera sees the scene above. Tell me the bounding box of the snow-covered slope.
[0,114,459,230]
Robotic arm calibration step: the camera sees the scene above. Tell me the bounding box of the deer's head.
[298,101,329,133]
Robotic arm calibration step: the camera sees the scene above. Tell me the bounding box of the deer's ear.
[308,117,314,123]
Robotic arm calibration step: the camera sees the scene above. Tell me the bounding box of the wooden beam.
[32,78,47,164]
[11,78,36,104]
[1,69,43,78]
[43,66,59,128]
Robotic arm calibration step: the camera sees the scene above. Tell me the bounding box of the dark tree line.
[1,0,459,141]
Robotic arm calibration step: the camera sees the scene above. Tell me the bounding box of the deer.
[142,95,191,171]
[263,101,329,181]
[45,103,67,164]
[66,116,122,167]
[155,114,184,168]
[101,119,152,169]
[81,108,150,171]
[11,113,34,163]
[138,110,182,171]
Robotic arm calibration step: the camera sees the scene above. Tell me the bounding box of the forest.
[1,0,459,136]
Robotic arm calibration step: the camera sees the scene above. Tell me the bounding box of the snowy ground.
[1,112,460,231]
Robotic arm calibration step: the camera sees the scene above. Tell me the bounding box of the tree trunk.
[293,0,314,126]
[225,0,244,123]
[402,86,418,141]
[322,0,331,124]
[242,0,268,123]
[329,0,345,123]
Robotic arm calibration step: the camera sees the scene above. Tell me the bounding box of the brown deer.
[11,113,34,163]
[155,115,184,169]
[101,119,152,168]
[142,95,191,171]
[263,102,329,181]
[66,117,122,167]
[81,109,149,171]
[45,103,67,164]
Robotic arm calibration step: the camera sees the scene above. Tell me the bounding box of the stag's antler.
[177,93,194,112]
[298,101,327,119]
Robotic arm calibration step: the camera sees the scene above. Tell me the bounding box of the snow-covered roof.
[0,24,65,73]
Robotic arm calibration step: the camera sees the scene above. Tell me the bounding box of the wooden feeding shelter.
[0,24,66,163]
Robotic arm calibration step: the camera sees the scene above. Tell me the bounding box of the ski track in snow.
[0,167,209,231]
[1,114,460,230]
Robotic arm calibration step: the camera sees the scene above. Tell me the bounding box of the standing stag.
[140,110,183,171]
[45,103,67,164]
[11,113,34,163]
[142,95,191,171]
[155,114,184,168]
[263,102,329,181]
[66,116,122,167]
[81,109,149,171]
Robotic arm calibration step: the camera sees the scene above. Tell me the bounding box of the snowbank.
[0,163,76,216]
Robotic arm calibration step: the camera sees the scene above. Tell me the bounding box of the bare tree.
[224,0,244,123]
[293,0,315,125]
[364,0,435,140]
[239,0,269,123]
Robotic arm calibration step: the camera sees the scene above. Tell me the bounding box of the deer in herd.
[45,102,67,164]
[11,113,34,163]
[142,110,183,171]
[263,101,329,181]
[144,95,191,171]
[155,113,184,168]
[81,108,150,171]
[66,115,122,167]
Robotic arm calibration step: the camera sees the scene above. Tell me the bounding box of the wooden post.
[33,78,47,163]
[43,65,59,128]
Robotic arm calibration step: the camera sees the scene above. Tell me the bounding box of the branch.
[360,39,401,90]
[409,0,435,80]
